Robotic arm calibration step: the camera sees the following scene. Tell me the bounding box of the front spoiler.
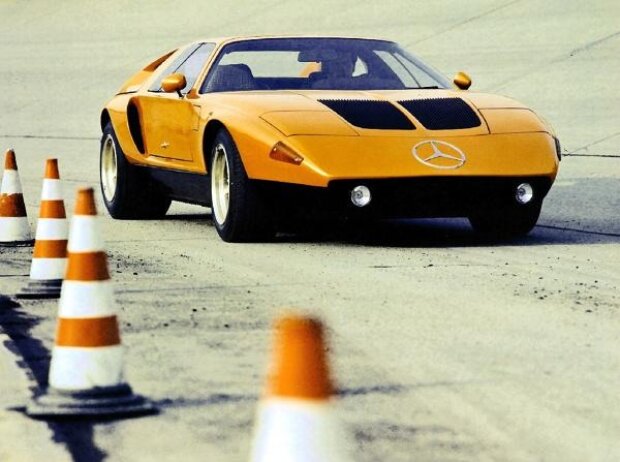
[258,175,553,220]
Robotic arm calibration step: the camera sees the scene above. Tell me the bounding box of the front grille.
[398,98,481,130]
[318,99,415,130]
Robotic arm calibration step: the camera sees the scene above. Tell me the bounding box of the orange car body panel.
[103,36,559,190]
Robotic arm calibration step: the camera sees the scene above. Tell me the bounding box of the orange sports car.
[100,36,560,242]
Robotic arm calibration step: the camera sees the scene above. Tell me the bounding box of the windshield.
[200,38,450,93]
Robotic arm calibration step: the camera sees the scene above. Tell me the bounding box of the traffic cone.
[0,149,33,246]
[249,315,351,462]
[17,159,68,299]
[27,187,155,417]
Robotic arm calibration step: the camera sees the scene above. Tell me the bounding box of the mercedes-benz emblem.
[412,140,466,169]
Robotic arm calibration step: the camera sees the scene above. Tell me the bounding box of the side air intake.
[398,98,481,130]
[318,99,415,130]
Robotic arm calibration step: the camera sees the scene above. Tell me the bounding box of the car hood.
[201,89,557,187]
[205,89,544,137]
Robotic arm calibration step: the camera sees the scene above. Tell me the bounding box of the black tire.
[469,203,541,238]
[100,123,171,219]
[209,128,274,242]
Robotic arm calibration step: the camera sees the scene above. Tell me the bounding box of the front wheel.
[468,203,541,239]
[209,128,274,242]
[100,123,171,219]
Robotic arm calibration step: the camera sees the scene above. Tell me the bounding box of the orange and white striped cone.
[17,159,68,298]
[0,149,33,246]
[27,187,155,417]
[249,315,352,462]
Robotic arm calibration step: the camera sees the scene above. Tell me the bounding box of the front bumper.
[243,132,560,188]
[258,175,553,220]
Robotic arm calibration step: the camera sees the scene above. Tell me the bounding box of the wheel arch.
[202,119,226,171]
[100,109,111,132]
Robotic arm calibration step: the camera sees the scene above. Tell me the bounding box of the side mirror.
[453,71,472,90]
[161,73,187,97]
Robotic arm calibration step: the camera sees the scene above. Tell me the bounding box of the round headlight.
[351,185,371,207]
[515,183,534,204]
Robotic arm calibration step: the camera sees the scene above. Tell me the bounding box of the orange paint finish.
[33,239,68,258]
[139,95,197,161]
[479,108,549,134]
[261,110,357,137]
[65,252,110,281]
[267,316,332,400]
[102,36,560,196]
[4,149,17,170]
[56,316,121,347]
[274,132,559,185]
[0,194,27,217]
[74,188,97,216]
[44,158,60,179]
[39,200,66,218]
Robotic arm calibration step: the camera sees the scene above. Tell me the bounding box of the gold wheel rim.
[101,135,118,202]
[211,143,230,225]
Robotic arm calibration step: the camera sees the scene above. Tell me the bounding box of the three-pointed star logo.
[412,140,466,169]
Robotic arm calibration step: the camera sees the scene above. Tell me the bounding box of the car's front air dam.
[256,175,553,221]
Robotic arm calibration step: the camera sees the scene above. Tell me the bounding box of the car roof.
[188,35,395,47]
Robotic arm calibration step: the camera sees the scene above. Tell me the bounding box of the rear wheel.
[100,123,171,219]
[209,128,274,242]
[469,203,541,238]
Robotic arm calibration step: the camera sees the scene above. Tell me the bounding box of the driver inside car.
[310,53,357,88]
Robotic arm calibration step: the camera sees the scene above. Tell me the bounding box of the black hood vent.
[318,99,415,130]
[398,98,481,130]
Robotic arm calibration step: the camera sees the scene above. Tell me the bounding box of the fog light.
[351,185,371,207]
[515,183,534,204]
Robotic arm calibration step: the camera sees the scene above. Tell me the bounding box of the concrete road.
[1,1,619,461]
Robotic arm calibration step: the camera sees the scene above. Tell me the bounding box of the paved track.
[1,1,619,461]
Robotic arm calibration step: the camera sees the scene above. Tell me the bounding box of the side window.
[149,43,215,94]
[175,43,216,93]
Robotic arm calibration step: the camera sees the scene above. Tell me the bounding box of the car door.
[138,43,215,162]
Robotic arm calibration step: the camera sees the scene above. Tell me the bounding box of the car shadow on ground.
[158,212,620,248]
[320,218,620,248]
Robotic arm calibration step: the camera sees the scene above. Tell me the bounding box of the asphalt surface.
[1,1,619,461]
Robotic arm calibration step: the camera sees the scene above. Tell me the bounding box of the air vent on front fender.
[127,100,145,154]
[318,99,415,130]
[398,98,481,130]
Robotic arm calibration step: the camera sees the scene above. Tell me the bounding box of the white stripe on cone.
[0,217,31,241]
[67,216,104,252]
[34,218,68,240]
[250,399,351,462]
[59,281,116,318]
[41,179,63,200]
[0,170,23,194]
[48,345,125,390]
[30,258,66,280]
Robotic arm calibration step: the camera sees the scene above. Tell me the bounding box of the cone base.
[0,239,34,247]
[16,279,62,299]
[26,383,157,418]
